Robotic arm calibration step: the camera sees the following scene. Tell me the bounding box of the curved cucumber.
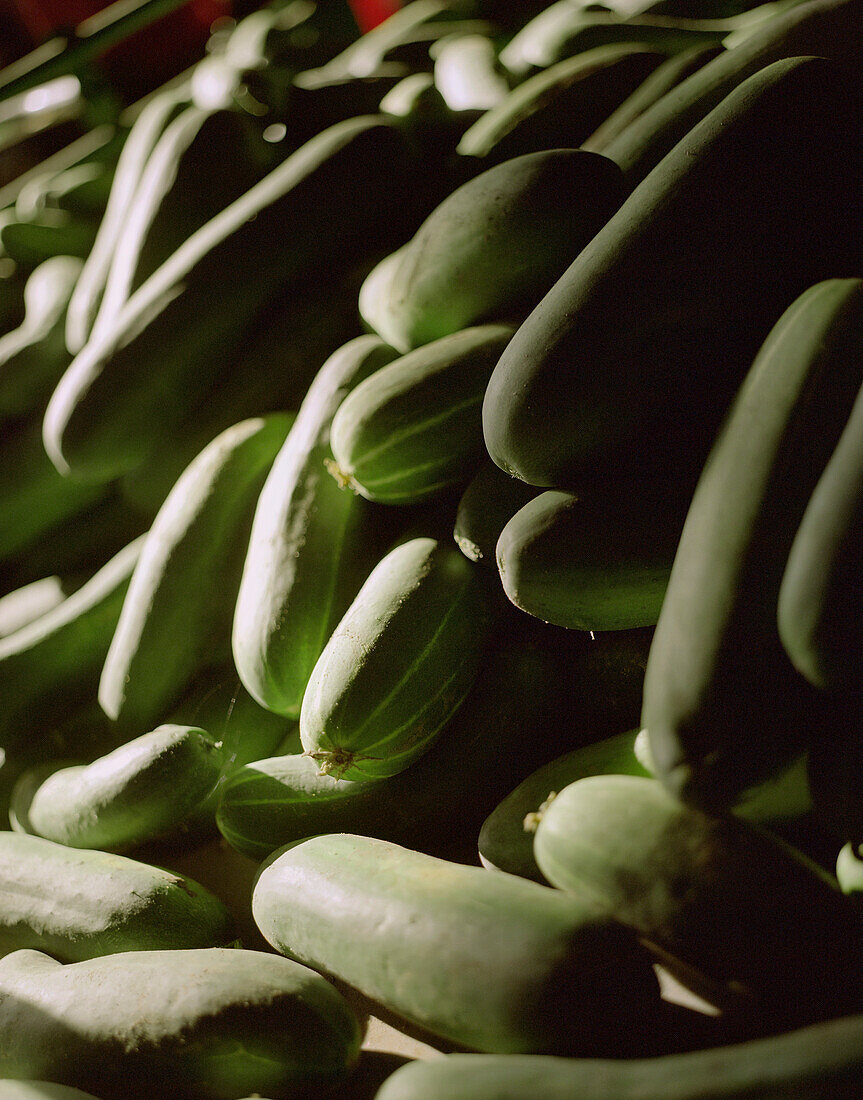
[0,832,234,960]
[642,279,863,809]
[252,833,663,1056]
[532,775,863,1020]
[0,946,361,1098]
[328,325,514,504]
[453,458,538,566]
[232,333,400,719]
[374,1015,863,1099]
[99,414,292,731]
[299,536,495,779]
[496,483,690,630]
[11,724,224,852]
[358,148,624,352]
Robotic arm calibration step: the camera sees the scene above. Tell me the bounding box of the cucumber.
[478,729,650,881]
[232,334,401,719]
[357,148,624,353]
[778,317,863,689]
[482,56,863,491]
[373,1014,863,1099]
[11,724,224,852]
[0,1085,102,1099]
[642,279,863,810]
[299,536,495,779]
[0,832,235,960]
[99,413,292,732]
[495,481,691,630]
[0,255,82,424]
[328,325,514,504]
[0,946,361,1099]
[453,458,538,566]
[603,0,863,186]
[252,833,663,1056]
[456,44,669,161]
[532,775,863,1022]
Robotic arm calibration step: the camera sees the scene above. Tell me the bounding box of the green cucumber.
[642,279,863,809]
[232,333,401,719]
[478,729,650,881]
[252,833,663,1056]
[453,458,538,566]
[328,325,514,504]
[358,148,624,352]
[43,114,428,483]
[0,832,234,960]
[457,44,669,161]
[299,536,495,779]
[0,946,361,1098]
[0,255,82,424]
[373,1014,863,1099]
[496,482,691,630]
[532,775,863,1021]
[11,724,224,852]
[99,414,292,731]
[482,56,863,491]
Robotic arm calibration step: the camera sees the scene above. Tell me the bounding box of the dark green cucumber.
[478,729,650,881]
[232,334,401,719]
[642,279,863,810]
[456,44,670,161]
[11,724,224,852]
[453,458,538,566]
[0,946,361,1099]
[0,832,234,960]
[532,775,863,1022]
[373,1015,863,1099]
[777,304,863,690]
[602,0,863,186]
[358,148,624,352]
[496,481,691,630]
[99,414,292,732]
[43,114,429,483]
[0,255,82,424]
[299,536,495,779]
[482,56,863,491]
[252,833,663,1056]
[328,325,514,504]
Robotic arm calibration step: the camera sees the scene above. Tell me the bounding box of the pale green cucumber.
[232,333,400,719]
[11,724,224,852]
[252,833,663,1056]
[99,414,292,731]
[328,325,514,504]
[0,947,361,1098]
[0,833,234,960]
[299,536,495,779]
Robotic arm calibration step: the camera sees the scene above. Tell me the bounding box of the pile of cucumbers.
[2,0,863,1094]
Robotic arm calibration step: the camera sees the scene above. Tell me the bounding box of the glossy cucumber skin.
[218,622,648,861]
[642,279,863,810]
[328,325,514,504]
[232,334,400,719]
[252,833,663,1056]
[99,414,292,732]
[44,115,428,484]
[358,148,625,352]
[299,536,495,779]
[603,0,863,186]
[0,833,234,961]
[496,483,690,630]
[0,947,361,1099]
[12,724,224,852]
[374,1014,863,1099]
[532,775,863,1023]
[777,286,863,689]
[482,56,863,492]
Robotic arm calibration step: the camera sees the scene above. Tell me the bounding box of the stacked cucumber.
[2,0,863,1095]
